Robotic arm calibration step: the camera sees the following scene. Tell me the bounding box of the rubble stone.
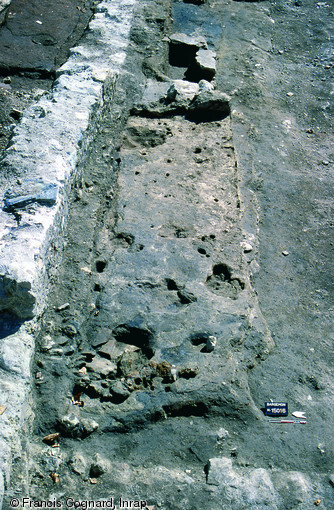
[195,49,216,80]
[169,33,208,50]
[68,452,87,476]
[86,358,117,378]
[90,453,111,477]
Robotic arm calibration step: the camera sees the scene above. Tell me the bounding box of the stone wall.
[0,1,138,506]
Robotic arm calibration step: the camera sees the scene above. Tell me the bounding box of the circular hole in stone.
[198,247,207,255]
[96,260,107,273]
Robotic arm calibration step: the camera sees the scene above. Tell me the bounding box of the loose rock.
[86,358,117,378]
[195,49,217,81]
[188,90,231,122]
[68,452,87,476]
[169,33,208,50]
[90,453,111,477]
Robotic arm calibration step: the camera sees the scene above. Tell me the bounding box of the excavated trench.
[0,0,333,508]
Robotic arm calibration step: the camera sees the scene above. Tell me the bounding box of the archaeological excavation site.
[0,0,333,508]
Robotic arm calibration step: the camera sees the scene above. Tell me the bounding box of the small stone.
[250,259,260,275]
[110,381,131,401]
[317,443,325,455]
[177,289,197,304]
[50,348,63,356]
[80,266,92,274]
[35,372,42,379]
[41,335,56,353]
[55,303,70,312]
[68,453,87,476]
[64,344,75,355]
[62,324,78,337]
[0,405,7,415]
[43,433,60,445]
[206,457,232,485]
[86,358,117,378]
[59,415,97,439]
[282,251,289,256]
[60,414,81,437]
[198,79,214,92]
[166,80,199,103]
[314,500,321,506]
[156,361,172,377]
[91,328,113,348]
[169,33,208,50]
[97,339,123,361]
[90,478,98,484]
[217,427,229,440]
[3,182,58,212]
[195,49,217,80]
[57,336,69,346]
[78,366,87,375]
[206,336,217,352]
[50,473,59,483]
[286,92,294,97]
[90,453,110,477]
[329,475,334,487]
[3,76,11,84]
[241,241,253,253]
[322,160,329,165]
[81,419,99,436]
[188,90,230,121]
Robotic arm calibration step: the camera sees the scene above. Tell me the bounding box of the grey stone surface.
[206,458,320,509]
[169,32,207,50]
[166,79,199,102]
[0,0,333,507]
[195,48,216,79]
[86,357,118,378]
[3,182,58,211]
[90,453,111,477]
[188,89,231,120]
[0,1,10,13]
[68,452,88,476]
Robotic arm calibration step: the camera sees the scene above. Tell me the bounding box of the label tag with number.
[264,402,288,416]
